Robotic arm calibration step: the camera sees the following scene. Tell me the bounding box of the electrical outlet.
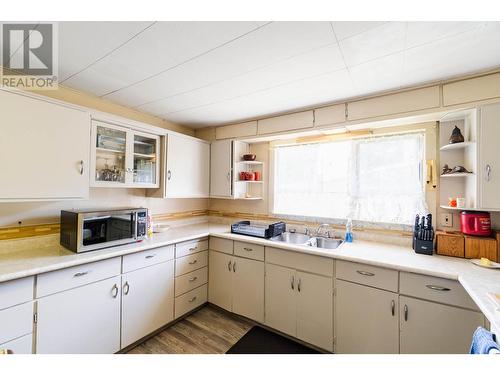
[440,213,453,227]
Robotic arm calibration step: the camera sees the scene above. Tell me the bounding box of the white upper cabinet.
[165,134,210,198]
[210,140,232,198]
[90,120,160,188]
[0,90,90,201]
[478,103,500,209]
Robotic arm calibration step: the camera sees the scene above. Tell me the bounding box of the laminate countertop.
[0,222,499,334]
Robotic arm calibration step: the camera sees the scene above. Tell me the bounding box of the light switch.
[440,213,453,227]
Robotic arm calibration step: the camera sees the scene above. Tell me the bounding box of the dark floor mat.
[226,326,321,354]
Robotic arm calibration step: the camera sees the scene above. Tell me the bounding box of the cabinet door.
[400,296,484,354]
[0,90,90,200]
[265,264,296,337]
[166,134,210,198]
[210,140,232,198]
[36,276,121,354]
[0,334,32,354]
[121,260,174,348]
[232,257,264,322]
[208,251,233,311]
[132,131,160,187]
[479,103,500,209]
[296,271,333,351]
[336,280,399,353]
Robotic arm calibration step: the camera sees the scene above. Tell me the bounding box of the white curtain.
[273,132,426,225]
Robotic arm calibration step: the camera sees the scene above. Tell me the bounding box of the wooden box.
[436,232,465,258]
[465,235,498,262]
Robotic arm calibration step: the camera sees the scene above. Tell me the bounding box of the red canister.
[460,211,491,236]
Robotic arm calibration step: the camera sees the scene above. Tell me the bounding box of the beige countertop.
[0,222,499,334]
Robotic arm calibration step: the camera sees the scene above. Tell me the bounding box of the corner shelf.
[440,173,475,178]
[234,197,263,200]
[235,161,263,165]
[235,180,263,183]
[440,141,475,151]
[440,205,479,211]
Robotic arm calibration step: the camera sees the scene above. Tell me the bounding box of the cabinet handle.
[189,276,198,282]
[297,278,301,292]
[404,304,408,321]
[391,300,395,316]
[145,254,156,259]
[79,160,84,175]
[167,170,172,180]
[188,247,198,252]
[243,247,253,252]
[227,172,231,181]
[123,281,130,295]
[111,284,119,298]
[73,271,89,277]
[485,164,492,182]
[228,261,232,271]
[291,275,295,290]
[188,259,198,265]
[233,261,236,273]
[188,296,197,303]
[356,270,375,277]
[426,284,451,292]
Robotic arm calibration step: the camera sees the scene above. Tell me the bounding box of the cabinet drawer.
[174,284,207,319]
[175,239,208,258]
[0,302,33,344]
[336,260,398,292]
[209,237,233,254]
[399,272,478,310]
[234,241,264,261]
[266,247,333,277]
[0,276,34,310]
[175,251,208,277]
[0,333,32,354]
[175,267,208,297]
[36,257,121,297]
[123,245,174,273]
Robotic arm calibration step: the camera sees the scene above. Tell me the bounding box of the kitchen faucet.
[315,223,331,238]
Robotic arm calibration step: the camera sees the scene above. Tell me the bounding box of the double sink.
[270,231,344,250]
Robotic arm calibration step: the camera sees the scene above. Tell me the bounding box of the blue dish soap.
[345,218,353,242]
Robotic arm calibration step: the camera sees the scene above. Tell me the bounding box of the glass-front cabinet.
[90,121,160,188]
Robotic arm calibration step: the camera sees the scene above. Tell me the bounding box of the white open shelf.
[439,205,480,211]
[235,180,263,183]
[440,173,475,178]
[440,141,475,151]
[235,160,263,165]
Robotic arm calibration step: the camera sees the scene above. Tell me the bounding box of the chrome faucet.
[315,223,330,237]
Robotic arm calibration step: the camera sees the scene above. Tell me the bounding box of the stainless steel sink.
[308,237,344,250]
[270,232,311,244]
[270,231,343,250]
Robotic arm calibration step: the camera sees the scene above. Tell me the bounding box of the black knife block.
[414,238,434,255]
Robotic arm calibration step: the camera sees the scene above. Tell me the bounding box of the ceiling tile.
[63,21,263,96]
[331,21,387,41]
[406,21,485,49]
[340,22,407,67]
[349,52,405,93]
[137,43,345,115]
[105,21,336,107]
[161,69,355,125]
[58,21,152,82]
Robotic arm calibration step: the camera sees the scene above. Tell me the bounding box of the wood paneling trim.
[216,121,257,140]
[443,72,500,106]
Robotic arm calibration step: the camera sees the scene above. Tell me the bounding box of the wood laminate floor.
[128,305,254,354]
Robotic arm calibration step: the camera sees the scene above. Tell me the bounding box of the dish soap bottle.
[345,218,353,243]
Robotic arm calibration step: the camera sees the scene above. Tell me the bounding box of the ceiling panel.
[331,21,387,41]
[163,69,355,126]
[137,43,345,115]
[104,21,337,107]
[405,21,484,49]
[339,22,406,67]
[63,21,264,96]
[349,52,405,93]
[58,22,152,82]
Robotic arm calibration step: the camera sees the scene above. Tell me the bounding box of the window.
[272,132,426,225]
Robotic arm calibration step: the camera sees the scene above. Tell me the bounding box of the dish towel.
[470,327,500,354]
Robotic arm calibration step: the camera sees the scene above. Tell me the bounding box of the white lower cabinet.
[0,334,33,354]
[336,279,399,353]
[265,263,333,351]
[399,296,484,354]
[36,276,121,354]
[121,260,175,348]
[208,250,264,322]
